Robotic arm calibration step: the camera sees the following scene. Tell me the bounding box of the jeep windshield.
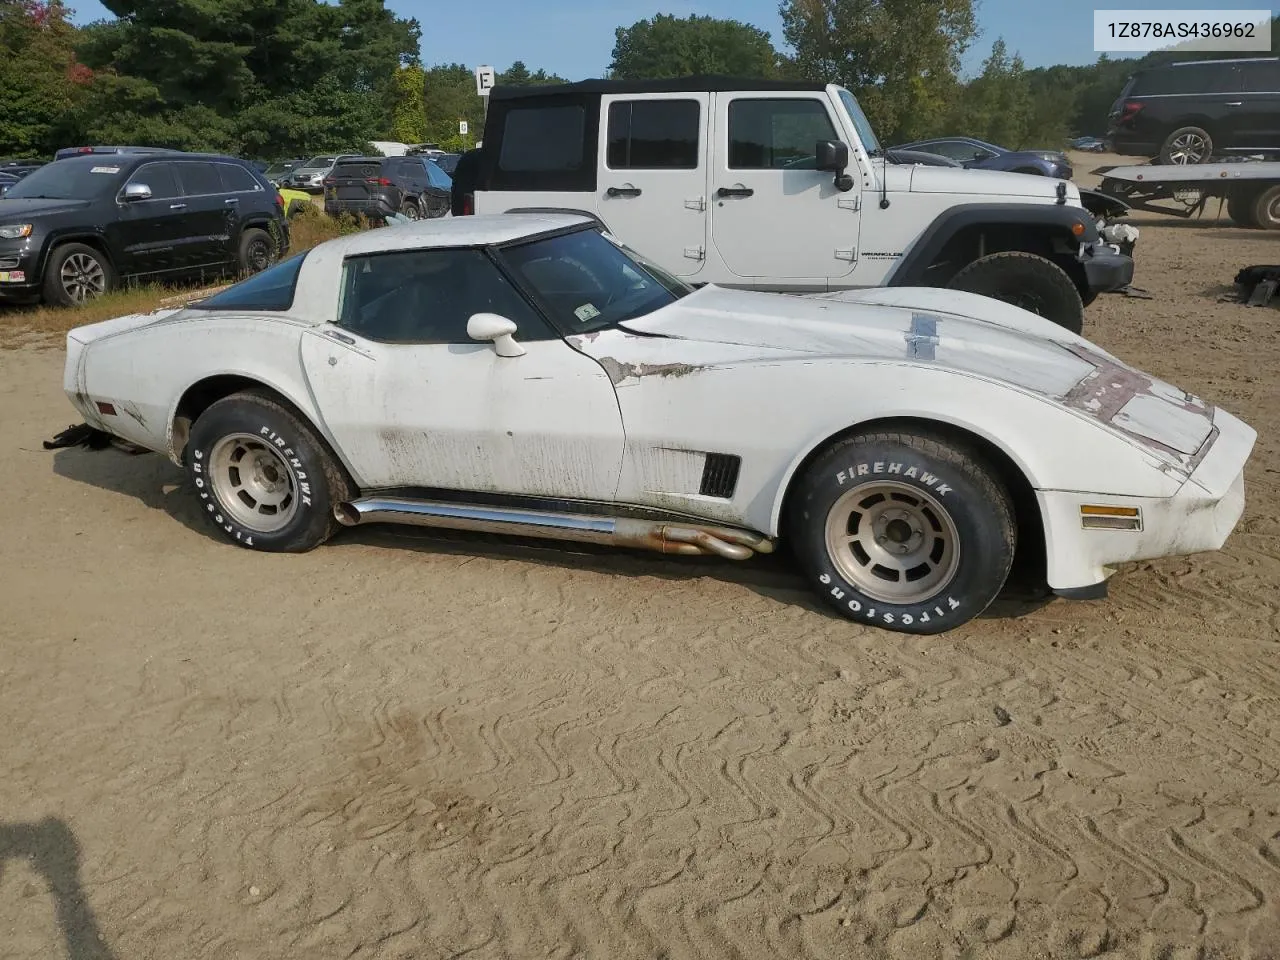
[4,159,123,200]
[836,87,882,157]
[498,227,693,334]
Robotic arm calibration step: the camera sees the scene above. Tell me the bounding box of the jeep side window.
[727,99,838,170]
[125,161,179,200]
[498,105,586,173]
[606,100,700,169]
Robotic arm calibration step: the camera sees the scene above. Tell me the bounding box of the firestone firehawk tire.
[788,430,1016,635]
[186,391,352,552]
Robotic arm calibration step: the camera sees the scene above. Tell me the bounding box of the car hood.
[0,197,91,217]
[907,164,1078,199]
[602,284,1217,472]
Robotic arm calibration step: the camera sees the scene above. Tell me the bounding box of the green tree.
[779,0,977,143]
[73,0,421,156]
[0,0,93,155]
[609,14,780,80]
[391,64,427,143]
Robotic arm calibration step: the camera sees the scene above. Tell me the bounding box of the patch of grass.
[1,207,379,348]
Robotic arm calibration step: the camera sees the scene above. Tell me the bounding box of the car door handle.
[224,197,239,204]
[169,203,186,210]
[606,186,642,198]
[716,186,754,198]
[1225,101,1243,106]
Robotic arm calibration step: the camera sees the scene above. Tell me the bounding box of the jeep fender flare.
[884,202,1099,287]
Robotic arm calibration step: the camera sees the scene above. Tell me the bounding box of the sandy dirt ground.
[3,153,1280,960]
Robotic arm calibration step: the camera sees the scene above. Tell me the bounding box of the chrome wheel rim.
[824,480,961,605]
[208,433,299,533]
[402,203,420,220]
[1167,133,1209,164]
[60,253,106,301]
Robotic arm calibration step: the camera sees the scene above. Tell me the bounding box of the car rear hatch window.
[329,160,387,204]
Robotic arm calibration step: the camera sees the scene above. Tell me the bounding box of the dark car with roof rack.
[0,150,289,306]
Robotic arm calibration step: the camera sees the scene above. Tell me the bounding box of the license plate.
[0,270,26,283]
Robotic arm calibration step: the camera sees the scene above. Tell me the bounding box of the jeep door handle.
[716,186,754,198]
[225,197,239,204]
[1224,101,1243,106]
[606,186,641,198]
[169,203,186,210]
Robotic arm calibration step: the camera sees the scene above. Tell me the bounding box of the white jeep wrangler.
[456,77,1136,334]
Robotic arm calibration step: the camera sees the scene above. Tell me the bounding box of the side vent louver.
[699,453,742,499]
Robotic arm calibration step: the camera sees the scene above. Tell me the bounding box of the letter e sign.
[475,65,495,97]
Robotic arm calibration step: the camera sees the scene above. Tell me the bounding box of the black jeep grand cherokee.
[0,151,289,306]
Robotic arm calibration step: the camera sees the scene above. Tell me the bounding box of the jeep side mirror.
[815,139,849,173]
[121,183,152,202]
[815,140,855,192]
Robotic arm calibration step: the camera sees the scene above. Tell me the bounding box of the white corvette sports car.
[60,213,1254,634]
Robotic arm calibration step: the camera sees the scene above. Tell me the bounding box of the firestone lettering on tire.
[835,461,953,495]
[819,572,964,622]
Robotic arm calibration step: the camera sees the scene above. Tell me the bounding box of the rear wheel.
[237,228,277,276]
[400,199,421,220]
[788,430,1016,635]
[1159,126,1213,165]
[42,243,114,306]
[946,251,1085,334]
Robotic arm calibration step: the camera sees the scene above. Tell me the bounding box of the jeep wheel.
[238,228,277,276]
[1252,185,1280,230]
[42,243,115,306]
[186,391,352,552]
[1159,126,1213,165]
[788,429,1016,635]
[946,251,1085,334]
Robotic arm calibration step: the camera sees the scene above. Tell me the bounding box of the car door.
[421,159,452,216]
[298,245,625,500]
[1232,60,1280,150]
[709,92,858,288]
[171,159,237,268]
[596,93,710,279]
[395,158,426,211]
[109,160,186,276]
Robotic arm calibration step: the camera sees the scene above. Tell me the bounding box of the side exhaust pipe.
[333,497,774,561]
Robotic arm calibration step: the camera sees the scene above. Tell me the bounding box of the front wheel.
[42,242,115,306]
[946,251,1085,334]
[186,391,352,552]
[788,430,1016,635]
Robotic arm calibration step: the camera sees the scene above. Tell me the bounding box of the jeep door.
[709,92,858,289]
[111,160,187,276]
[596,93,710,279]
[171,160,237,269]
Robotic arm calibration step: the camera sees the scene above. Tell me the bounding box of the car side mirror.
[815,140,855,192]
[467,312,526,357]
[121,183,152,202]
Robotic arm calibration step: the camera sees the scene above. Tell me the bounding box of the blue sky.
[64,1,1259,79]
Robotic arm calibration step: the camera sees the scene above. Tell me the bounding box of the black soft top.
[490,75,829,101]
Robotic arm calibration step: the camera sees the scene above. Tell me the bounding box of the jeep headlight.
[0,224,33,239]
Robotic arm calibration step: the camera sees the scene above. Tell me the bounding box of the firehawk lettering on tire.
[57,213,1256,635]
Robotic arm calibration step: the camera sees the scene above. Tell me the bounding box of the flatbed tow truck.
[1095,159,1280,229]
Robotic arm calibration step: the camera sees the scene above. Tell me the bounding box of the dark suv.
[0,152,288,306]
[1108,57,1280,164]
[322,155,451,221]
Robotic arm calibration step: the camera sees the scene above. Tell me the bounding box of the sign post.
[475,65,494,138]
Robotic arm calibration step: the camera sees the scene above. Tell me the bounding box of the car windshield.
[499,227,693,334]
[836,88,881,157]
[263,161,297,176]
[4,159,124,200]
[301,156,334,169]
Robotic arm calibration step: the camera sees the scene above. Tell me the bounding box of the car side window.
[498,105,586,173]
[217,162,261,193]
[175,161,224,197]
[336,248,558,345]
[125,161,179,200]
[1240,61,1279,93]
[607,99,700,169]
[727,98,838,169]
[423,160,451,189]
